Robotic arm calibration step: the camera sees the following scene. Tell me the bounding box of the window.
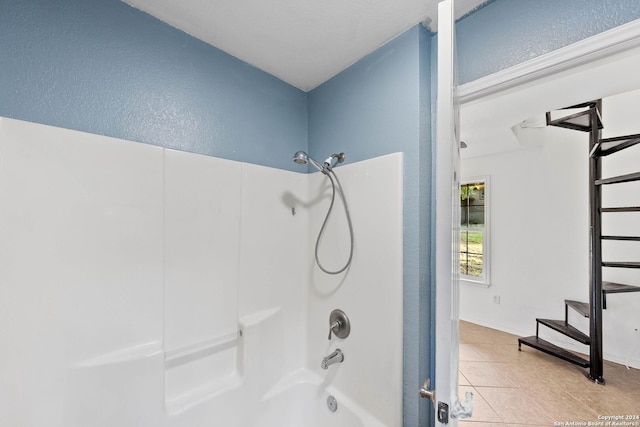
[460,178,489,284]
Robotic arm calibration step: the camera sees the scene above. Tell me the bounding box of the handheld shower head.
[291,149,353,275]
[292,151,325,173]
[292,150,309,165]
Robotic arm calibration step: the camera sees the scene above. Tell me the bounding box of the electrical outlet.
[493,296,500,304]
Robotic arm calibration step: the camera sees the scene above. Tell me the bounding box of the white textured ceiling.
[123,0,488,91]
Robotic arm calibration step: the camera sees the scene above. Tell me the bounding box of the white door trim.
[458,19,640,104]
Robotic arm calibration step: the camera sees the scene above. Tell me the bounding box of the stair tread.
[593,133,640,156]
[601,235,640,241]
[547,107,604,132]
[565,299,589,317]
[602,261,640,269]
[518,336,589,368]
[561,101,599,110]
[603,281,640,293]
[536,319,591,344]
[595,171,640,185]
[600,207,640,213]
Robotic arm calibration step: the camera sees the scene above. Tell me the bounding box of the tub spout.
[321,349,344,370]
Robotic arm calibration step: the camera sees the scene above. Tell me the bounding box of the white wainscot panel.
[238,164,309,375]
[307,153,404,427]
[0,117,164,427]
[163,149,242,406]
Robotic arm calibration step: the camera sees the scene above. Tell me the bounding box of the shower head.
[292,150,309,165]
[292,151,325,173]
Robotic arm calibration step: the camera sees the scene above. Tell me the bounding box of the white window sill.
[460,278,491,288]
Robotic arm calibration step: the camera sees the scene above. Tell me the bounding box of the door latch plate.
[437,401,449,424]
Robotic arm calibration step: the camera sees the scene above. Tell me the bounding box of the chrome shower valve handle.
[328,309,350,340]
[328,319,342,340]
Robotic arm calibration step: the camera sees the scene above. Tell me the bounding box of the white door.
[430,0,472,424]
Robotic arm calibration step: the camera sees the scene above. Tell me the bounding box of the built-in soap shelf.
[164,307,284,415]
[75,341,163,368]
[165,331,239,369]
[164,330,242,414]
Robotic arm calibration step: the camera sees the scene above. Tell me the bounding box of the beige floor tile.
[459,422,503,427]
[459,371,471,385]
[460,343,488,361]
[459,424,546,427]
[476,387,555,425]
[523,383,599,422]
[493,362,557,389]
[547,369,609,394]
[458,321,640,426]
[459,361,519,388]
[460,326,515,346]
[572,390,640,414]
[474,343,547,364]
[620,393,640,415]
[458,386,502,423]
[601,363,640,392]
[458,423,508,427]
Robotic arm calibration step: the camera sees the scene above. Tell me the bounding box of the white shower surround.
[0,117,403,426]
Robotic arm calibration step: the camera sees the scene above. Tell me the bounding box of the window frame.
[459,176,490,286]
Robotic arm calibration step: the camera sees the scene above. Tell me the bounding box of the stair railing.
[588,100,605,384]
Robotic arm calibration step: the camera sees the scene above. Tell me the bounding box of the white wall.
[460,90,640,369]
[0,117,403,426]
[599,90,640,367]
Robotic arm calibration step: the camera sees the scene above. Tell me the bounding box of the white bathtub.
[253,371,387,427]
[158,307,398,427]
[165,369,388,427]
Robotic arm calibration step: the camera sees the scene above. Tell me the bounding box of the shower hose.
[315,169,354,275]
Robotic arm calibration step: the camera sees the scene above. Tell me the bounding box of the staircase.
[517,100,640,384]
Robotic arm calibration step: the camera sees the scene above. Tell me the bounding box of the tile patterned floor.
[458,321,640,427]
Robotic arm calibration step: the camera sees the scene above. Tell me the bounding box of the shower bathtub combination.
[0,117,404,427]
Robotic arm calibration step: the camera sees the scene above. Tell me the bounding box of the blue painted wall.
[0,0,307,171]
[417,26,433,427]
[457,0,640,83]
[308,25,433,427]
